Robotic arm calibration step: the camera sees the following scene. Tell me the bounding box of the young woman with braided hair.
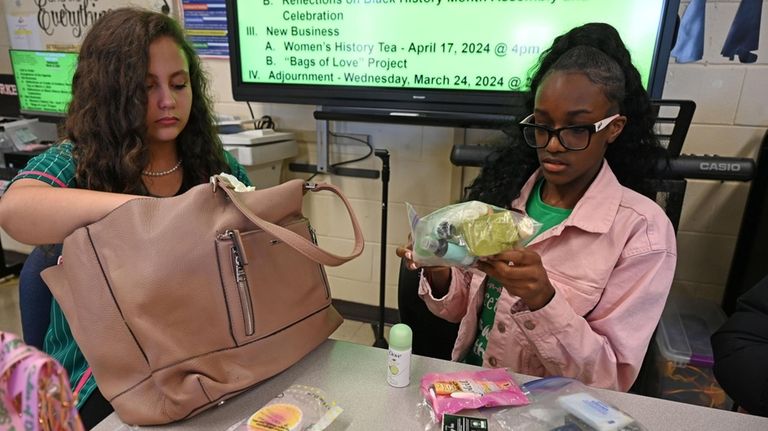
[397,23,676,391]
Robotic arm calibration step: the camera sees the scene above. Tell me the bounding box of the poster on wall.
[179,0,228,58]
[2,0,177,51]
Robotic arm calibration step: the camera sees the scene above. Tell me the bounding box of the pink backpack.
[0,331,83,430]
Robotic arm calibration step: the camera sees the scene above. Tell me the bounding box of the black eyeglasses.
[518,113,620,151]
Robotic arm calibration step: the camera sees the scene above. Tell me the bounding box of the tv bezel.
[226,0,680,122]
[9,49,78,119]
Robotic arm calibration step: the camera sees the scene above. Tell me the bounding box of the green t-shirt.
[464,179,572,365]
[14,142,251,408]
[525,178,574,235]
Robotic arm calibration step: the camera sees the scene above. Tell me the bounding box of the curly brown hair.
[66,8,229,194]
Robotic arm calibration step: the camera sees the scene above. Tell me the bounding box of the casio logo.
[0,83,17,96]
[700,162,742,172]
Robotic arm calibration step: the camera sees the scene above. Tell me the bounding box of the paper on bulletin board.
[5,12,42,50]
[178,0,229,58]
[2,0,178,51]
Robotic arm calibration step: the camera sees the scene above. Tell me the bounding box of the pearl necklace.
[141,160,182,177]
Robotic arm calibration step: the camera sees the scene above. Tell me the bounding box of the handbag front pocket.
[216,218,332,344]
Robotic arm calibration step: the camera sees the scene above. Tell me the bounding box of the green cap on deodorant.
[388,323,413,350]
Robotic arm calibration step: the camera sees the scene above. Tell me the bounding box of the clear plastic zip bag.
[407,201,541,268]
[490,377,647,431]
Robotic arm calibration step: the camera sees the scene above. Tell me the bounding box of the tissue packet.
[421,369,529,419]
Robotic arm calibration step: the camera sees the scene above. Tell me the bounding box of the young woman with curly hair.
[0,8,250,426]
[397,23,676,391]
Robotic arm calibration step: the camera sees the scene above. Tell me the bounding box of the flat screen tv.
[226,0,680,125]
[9,49,78,118]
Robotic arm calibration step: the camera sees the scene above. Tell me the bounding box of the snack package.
[420,369,529,419]
[490,377,646,431]
[407,201,540,268]
[226,385,343,431]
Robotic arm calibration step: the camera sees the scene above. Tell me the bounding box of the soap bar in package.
[226,385,342,431]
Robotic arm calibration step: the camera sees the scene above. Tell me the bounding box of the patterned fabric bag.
[0,331,83,431]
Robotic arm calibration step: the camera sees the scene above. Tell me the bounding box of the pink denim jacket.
[419,162,677,391]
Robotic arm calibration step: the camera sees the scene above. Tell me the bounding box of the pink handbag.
[41,176,364,425]
[0,331,84,430]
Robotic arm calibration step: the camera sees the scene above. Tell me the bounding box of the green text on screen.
[11,50,77,115]
[235,0,665,92]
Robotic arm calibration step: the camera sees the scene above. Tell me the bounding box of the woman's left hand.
[476,248,555,311]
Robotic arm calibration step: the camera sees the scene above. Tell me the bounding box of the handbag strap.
[216,177,364,267]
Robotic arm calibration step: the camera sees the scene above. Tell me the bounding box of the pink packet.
[420,369,529,418]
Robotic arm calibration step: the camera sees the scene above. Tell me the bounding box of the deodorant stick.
[387,323,413,387]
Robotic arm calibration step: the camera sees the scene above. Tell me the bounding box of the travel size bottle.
[387,323,413,387]
[420,237,476,266]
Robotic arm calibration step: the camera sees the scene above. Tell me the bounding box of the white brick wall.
[0,1,10,75]
[1,1,765,307]
[664,0,768,301]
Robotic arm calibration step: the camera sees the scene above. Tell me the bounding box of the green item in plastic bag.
[461,211,521,256]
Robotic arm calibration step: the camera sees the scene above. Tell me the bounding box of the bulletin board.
[177,0,229,58]
[3,0,179,51]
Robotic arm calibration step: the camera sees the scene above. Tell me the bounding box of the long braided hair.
[465,23,667,207]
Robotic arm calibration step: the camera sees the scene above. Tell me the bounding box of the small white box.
[219,129,294,147]
[223,139,297,167]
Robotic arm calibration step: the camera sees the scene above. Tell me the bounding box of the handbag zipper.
[308,223,318,245]
[220,229,255,336]
[306,222,331,299]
